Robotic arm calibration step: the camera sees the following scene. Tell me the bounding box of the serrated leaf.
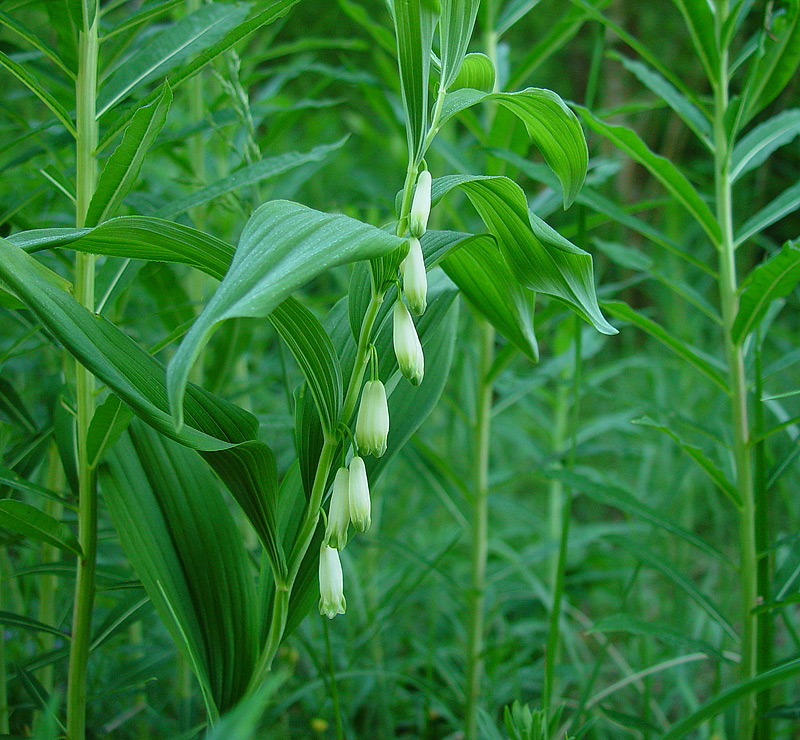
[97,2,251,118]
[0,500,81,556]
[442,233,538,360]
[433,174,615,334]
[732,241,800,343]
[166,200,405,430]
[439,88,587,207]
[86,83,172,226]
[576,106,721,244]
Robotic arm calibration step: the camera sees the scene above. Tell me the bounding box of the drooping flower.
[319,545,346,619]
[393,300,424,386]
[409,169,432,238]
[325,467,350,550]
[401,236,427,316]
[348,456,371,533]
[355,380,389,457]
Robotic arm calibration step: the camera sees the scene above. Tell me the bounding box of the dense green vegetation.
[0,1,798,738]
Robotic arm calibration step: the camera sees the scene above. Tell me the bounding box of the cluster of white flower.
[319,171,432,619]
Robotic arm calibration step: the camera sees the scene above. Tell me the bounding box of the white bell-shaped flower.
[409,169,432,238]
[393,300,424,386]
[319,545,346,619]
[325,467,350,550]
[401,236,427,316]
[348,456,371,533]
[355,380,389,457]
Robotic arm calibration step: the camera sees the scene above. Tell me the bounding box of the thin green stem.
[712,9,757,737]
[464,318,494,740]
[66,8,99,739]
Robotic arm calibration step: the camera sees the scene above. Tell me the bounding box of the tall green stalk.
[66,7,99,739]
[711,6,757,737]
[464,318,494,740]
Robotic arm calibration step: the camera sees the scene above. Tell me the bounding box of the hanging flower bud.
[393,300,424,386]
[325,467,350,550]
[401,236,427,316]
[409,169,432,238]
[355,380,389,457]
[348,456,371,533]
[319,545,346,619]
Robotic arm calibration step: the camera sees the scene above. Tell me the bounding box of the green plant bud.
[355,380,389,457]
[409,169,432,238]
[401,236,427,315]
[318,544,346,619]
[325,467,350,549]
[348,456,371,533]
[393,300,424,386]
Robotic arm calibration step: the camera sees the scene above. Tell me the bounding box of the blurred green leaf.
[439,0,481,90]
[0,500,81,556]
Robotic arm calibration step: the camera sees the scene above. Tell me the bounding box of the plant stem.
[464,318,494,740]
[66,7,99,739]
[322,616,345,740]
[712,12,757,738]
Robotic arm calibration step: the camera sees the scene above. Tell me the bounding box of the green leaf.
[450,52,495,92]
[634,417,741,508]
[13,216,235,280]
[547,467,730,562]
[656,659,800,740]
[0,49,76,136]
[742,0,800,123]
[66,0,97,29]
[268,297,342,437]
[166,200,405,431]
[732,241,800,343]
[613,52,712,145]
[731,109,800,182]
[439,0,481,90]
[97,0,301,150]
[669,0,719,84]
[152,138,347,218]
[614,537,738,640]
[393,0,437,160]
[440,88,588,207]
[496,0,541,35]
[575,106,721,244]
[0,466,70,509]
[102,421,260,714]
[0,236,286,582]
[442,234,538,360]
[602,301,728,392]
[86,394,134,469]
[589,614,729,660]
[735,180,800,246]
[0,611,70,640]
[86,83,172,226]
[433,174,616,334]
[96,2,251,118]
[0,500,81,556]
[0,10,74,79]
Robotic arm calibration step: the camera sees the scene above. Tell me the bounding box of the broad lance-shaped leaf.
[439,0,480,90]
[730,109,800,183]
[166,200,405,430]
[85,84,172,227]
[432,174,616,335]
[393,0,436,160]
[96,2,250,117]
[732,241,800,344]
[735,180,800,247]
[102,421,260,715]
[438,87,587,207]
[442,234,538,361]
[268,297,342,436]
[0,236,286,582]
[575,106,722,245]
